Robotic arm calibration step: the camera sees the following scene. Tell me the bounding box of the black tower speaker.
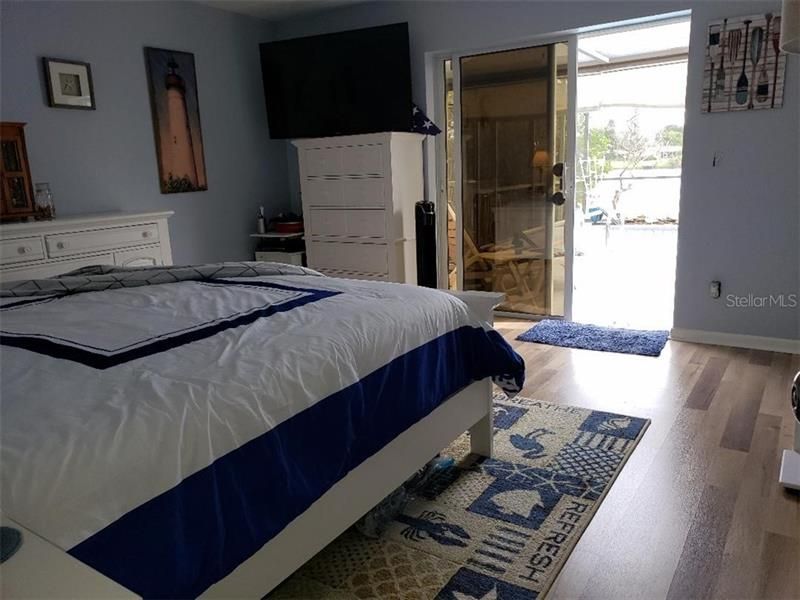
[415,200,437,288]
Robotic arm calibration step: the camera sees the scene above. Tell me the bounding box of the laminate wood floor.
[495,318,800,600]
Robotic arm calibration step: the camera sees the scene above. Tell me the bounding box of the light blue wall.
[0,0,283,264]
[276,0,800,341]
[2,0,796,340]
[677,1,799,342]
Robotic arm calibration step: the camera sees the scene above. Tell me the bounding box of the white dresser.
[293,132,424,283]
[0,211,173,282]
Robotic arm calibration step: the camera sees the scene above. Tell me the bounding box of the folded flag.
[411,103,441,135]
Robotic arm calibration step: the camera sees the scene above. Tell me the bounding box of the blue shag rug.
[517,319,669,356]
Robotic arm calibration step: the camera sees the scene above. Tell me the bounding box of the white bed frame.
[0,291,503,599]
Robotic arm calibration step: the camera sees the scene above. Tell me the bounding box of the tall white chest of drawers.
[293,132,424,283]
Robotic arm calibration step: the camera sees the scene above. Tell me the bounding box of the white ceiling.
[201,0,366,21]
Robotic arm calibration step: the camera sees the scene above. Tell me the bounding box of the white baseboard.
[670,328,800,354]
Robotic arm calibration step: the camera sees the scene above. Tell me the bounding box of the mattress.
[0,262,524,598]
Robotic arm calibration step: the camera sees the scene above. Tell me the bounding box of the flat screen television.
[260,23,412,139]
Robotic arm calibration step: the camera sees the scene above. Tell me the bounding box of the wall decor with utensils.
[703,12,788,112]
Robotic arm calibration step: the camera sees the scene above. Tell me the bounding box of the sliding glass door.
[447,39,576,318]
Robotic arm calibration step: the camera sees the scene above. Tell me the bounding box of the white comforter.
[0,263,523,597]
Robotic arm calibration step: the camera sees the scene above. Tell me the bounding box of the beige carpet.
[270,395,649,599]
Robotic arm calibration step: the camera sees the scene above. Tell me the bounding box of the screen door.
[451,39,576,317]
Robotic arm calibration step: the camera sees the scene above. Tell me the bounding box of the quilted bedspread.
[0,263,524,598]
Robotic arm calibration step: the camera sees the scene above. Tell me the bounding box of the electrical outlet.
[710,280,721,299]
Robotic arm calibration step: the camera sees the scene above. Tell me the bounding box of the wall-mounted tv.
[260,23,412,140]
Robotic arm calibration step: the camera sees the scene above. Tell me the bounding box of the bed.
[0,262,524,599]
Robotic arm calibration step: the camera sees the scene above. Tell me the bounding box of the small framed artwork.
[42,57,96,110]
[702,12,787,112]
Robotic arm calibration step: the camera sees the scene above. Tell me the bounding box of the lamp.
[532,149,550,168]
[532,149,550,192]
[782,0,800,54]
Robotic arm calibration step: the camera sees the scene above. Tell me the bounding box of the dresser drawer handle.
[56,241,65,250]
[142,231,151,239]
[17,246,30,255]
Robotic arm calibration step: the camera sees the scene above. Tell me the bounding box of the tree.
[576,114,615,174]
[603,119,618,159]
[656,124,683,147]
[617,111,648,177]
[588,128,612,160]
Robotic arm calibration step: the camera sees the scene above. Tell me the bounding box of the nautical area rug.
[270,395,649,600]
[516,319,669,357]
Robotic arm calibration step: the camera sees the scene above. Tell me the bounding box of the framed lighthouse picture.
[145,47,208,193]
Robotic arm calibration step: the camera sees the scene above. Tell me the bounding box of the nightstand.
[251,232,305,266]
[254,250,305,266]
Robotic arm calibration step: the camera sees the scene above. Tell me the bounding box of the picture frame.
[42,57,96,110]
[144,47,208,193]
[702,12,787,112]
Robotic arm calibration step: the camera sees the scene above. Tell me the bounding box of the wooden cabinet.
[1,122,36,222]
